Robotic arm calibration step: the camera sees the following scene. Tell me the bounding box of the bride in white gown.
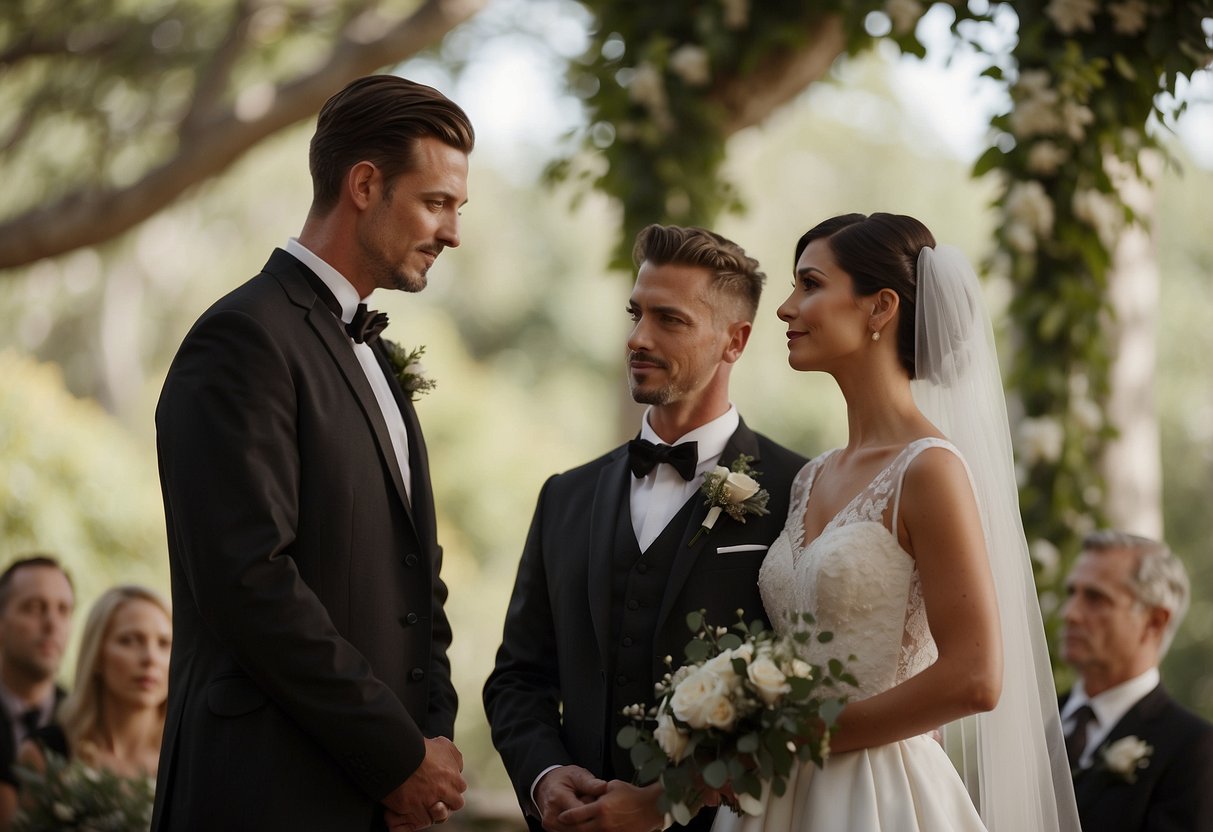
[711,213,1079,832]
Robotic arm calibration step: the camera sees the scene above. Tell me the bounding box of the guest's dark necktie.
[347,303,389,345]
[1065,704,1097,769]
[627,438,699,481]
[19,707,40,741]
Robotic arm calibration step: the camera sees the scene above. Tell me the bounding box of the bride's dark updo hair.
[794,212,936,378]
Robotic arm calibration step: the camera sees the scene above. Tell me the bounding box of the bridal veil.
[912,245,1081,832]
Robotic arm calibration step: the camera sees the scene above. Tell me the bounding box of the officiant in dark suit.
[154,75,473,832]
[1059,530,1213,831]
[483,224,807,832]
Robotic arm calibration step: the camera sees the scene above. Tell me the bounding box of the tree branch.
[0,0,487,272]
[714,16,847,136]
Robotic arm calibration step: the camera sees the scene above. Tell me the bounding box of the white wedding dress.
[712,436,987,832]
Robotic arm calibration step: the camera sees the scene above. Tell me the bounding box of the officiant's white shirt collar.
[286,238,369,323]
[638,404,738,466]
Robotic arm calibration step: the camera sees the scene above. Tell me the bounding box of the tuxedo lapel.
[270,252,417,532]
[656,420,762,633]
[589,450,630,663]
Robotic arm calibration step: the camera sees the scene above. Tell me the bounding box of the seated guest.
[1060,530,1213,831]
[0,556,74,825]
[1,585,171,831]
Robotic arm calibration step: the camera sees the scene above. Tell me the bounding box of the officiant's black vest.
[605,493,697,781]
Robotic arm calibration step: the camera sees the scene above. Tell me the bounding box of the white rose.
[670,667,727,729]
[668,45,711,86]
[1061,100,1095,142]
[704,693,737,730]
[1102,735,1152,777]
[1006,181,1055,235]
[1018,416,1065,465]
[747,656,791,705]
[1027,141,1068,175]
[786,657,813,680]
[721,471,760,504]
[702,651,742,690]
[654,710,690,762]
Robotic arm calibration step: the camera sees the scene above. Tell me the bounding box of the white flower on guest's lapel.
[1099,735,1153,782]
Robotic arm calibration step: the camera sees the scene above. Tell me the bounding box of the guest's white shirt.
[1062,667,1160,769]
[630,405,739,551]
[285,238,412,503]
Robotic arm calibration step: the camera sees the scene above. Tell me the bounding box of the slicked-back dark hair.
[633,224,765,321]
[794,213,936,377]
[308,75,475,214]
[0,554,73,614]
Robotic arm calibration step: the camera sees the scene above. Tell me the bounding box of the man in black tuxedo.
[0,556,73,817]
[1060,530,1213,831]
[154,76,473,832]
[483,224,808,832]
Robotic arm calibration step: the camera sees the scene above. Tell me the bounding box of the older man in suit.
[154,75,472,832]
[1060,530,1213,831]
[483,224,807,832]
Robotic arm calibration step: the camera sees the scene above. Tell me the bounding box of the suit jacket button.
[622,636,634,647]
[404,553,419,567]
[636,563,648,574]
[626,599,639,611]
[615,674,628,686]
[410,668,426,681]
[401,612,419,626]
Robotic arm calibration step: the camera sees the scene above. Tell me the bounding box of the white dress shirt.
[630,405,739,551]
[285,239,412,503]
[1061,666,1160,769]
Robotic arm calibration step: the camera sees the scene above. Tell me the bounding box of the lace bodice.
[759,438,962,700]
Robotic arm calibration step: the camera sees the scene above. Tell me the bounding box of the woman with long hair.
[18,585,170,781]
[711,213,1078,831]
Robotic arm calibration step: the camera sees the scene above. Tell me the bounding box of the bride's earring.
[871,330,881,341]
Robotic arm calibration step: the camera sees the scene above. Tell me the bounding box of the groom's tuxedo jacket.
[483,422,806,832]
[153,249,454,831]
[1064,684,1213,831]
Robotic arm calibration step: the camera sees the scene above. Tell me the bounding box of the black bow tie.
[627,438,699,481]
[347,304,389,344]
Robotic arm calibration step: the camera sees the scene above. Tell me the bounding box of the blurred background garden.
[1,0,1210,819]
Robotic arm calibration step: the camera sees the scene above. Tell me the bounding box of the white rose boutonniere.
[1098,735,1153,783]
[382,340,436,401]
[689,454,770,545]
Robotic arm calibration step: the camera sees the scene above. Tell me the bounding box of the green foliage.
[13,751,154,831]
[553,1,894,269]
[561,0,1212,671]
[973,0,1210,617]
[0,350,167,600]
[618,610,848,821]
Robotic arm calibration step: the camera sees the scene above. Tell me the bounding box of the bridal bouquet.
[12,752,155,832]
[619,610,852,824]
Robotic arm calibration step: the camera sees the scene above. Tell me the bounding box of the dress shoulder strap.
[889,437,968,533]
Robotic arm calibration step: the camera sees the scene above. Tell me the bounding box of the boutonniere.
[1097,735,1153,783]
[688,454,770,546]
[382,340,436,401]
